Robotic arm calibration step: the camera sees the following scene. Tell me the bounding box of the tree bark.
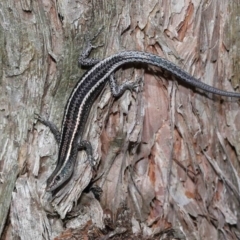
[1,0,240,239]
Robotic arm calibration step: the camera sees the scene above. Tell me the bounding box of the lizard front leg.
[35,113,61,144]
[78,140,96,167]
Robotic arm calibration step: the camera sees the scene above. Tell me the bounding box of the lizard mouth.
[46,180,59,192]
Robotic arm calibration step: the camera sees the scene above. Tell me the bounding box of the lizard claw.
[84,155,97,170]
[34,112,44,122]
[128,77,143,93]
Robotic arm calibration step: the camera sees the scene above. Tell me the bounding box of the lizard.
[36,35,240,193]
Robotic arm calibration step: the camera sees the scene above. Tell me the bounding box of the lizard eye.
[55,176,61,182]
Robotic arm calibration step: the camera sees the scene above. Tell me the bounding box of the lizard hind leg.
[109,74,142,98]
[78,27,105,67]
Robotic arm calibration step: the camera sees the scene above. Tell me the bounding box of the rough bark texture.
[0,0,240,239]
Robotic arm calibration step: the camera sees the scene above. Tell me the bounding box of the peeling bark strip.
[0,0,240,239]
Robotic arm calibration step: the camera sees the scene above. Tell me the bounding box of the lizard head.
[46,159,75,192]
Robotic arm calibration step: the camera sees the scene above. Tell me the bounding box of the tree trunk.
[1,0,240,239]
